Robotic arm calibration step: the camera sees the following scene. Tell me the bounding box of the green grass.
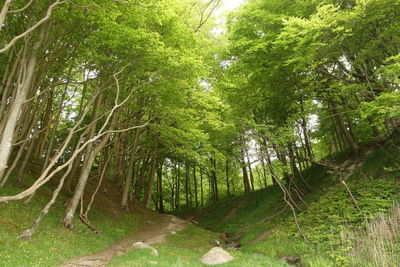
[1,142,399,267]
[108,225,289,267]
[0,184,148,267]
[192,142,400,266]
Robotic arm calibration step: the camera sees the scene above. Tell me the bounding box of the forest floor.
[189,141,400,267]
[1,141,399,267]
[60,215,188,267]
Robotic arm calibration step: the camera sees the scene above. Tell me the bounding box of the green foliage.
[194,144,400,266]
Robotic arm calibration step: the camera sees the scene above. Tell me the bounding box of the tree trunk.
[157,162,164,213]
[135,154,150,201]
[144,144,158,209]
[225,160,230,197]
[0,27,46,179]
[241,150,251,193]
[200,166,204,206]
[331,103,359,151]
[175,164,180,209]
[63,112,115,229]
[121,129,140,211]
[245,149,254,191]
[193,164,198,207]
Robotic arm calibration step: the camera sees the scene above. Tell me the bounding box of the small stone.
[200,247,234,265]
[171,231,177,235]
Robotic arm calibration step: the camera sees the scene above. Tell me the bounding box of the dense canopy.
[0,0,399,255]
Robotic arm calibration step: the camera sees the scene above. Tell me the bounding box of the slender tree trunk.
[211,158,218,202]
[135,154,150,201]
[260,158,268,188]
[144,144,158,209]
[301,117,314,160]
[331,103,359,151]
[225,160,230,197]
[265,149,277,185]
[193,164,198,207]
[200,166,204,206]
[185,163,190,208]
[175,164,180,209]
[241,150,251,193]
[121,129,140,211]
[245,149,254,191]
[158,162,164,213]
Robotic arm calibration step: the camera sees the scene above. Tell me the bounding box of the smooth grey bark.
[0,26,46,179]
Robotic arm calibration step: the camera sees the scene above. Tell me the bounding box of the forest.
[0,0,399,266]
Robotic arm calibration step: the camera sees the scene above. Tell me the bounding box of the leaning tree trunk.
[63,132,111,229]
[331,103,359,151]
[63,107,116,229]
[0,37,43,179]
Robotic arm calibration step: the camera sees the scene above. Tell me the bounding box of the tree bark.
[144,144,158,209]
[0,26,47,179]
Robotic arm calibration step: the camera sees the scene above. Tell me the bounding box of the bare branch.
[8,0,34,14]
[0,0,13,31]
[0,0,67,54]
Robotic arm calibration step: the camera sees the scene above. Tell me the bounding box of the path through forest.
[60,215,188,267]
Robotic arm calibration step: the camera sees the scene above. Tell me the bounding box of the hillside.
[189,141,400,266]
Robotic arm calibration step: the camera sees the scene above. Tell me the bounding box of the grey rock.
[200,247,234,265]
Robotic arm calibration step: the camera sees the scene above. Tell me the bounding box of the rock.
[191,219,200,225]
[171,231,177,235]
[200,247,234,265]
[131,242,159,256]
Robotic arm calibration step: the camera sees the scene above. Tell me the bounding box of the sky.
[218,0,245,14]
[213,0,245,34]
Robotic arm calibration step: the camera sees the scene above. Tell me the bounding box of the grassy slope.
[0,172,155,267]
[1,142,399,267]
[192,142,400,266]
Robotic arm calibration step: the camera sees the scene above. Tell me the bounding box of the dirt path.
[59,215,188,267]
[248,228,276,245]
[222,198,247,222]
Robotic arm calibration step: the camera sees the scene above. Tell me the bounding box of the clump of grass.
[342,202,400,267]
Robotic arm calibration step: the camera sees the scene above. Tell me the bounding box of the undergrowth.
[193,143,400,266]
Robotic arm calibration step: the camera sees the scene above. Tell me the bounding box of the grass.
[192,142,400,266]
[1,142,399,267]
[108,225,290,267]
[0,180,149,267]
